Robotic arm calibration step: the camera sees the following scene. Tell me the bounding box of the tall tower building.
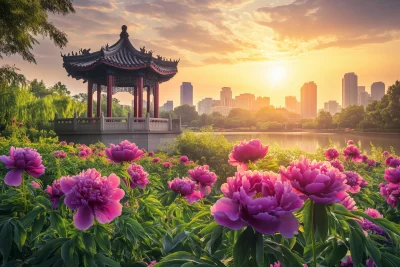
[342,73,358,108]
[301,82,317,118]
[285,96,301,114]
[180,82,193,106]
[220,87,232,107]
[371,82,385,101]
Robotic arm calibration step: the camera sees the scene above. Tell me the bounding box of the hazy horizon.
[3,0,400,109]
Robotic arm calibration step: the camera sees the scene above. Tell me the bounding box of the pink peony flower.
[382,151,390,158]
[384,166,400,184]
[380,182,400,208]
[69,142,74,146]
[343,145,361,161]
[126,164,149,189]
[330,159,344,172]
[45,179,65,209]
[60,169,124,230]
[341,256,353,267]
[347,140,355,145]
[179,155,189,164]
[78,145,92,158]
[163,162,173,168]
[343,171,368,193]
[31,181,41,188]
[367,159,376,167]
[0,147,45,186]
[188,165,217,197]
[358,208,384,236]
[53,150,67,159]
[148,261,156,267]
[280,156,349,204]
[60,141,67,146]
[98,151,104,157]
[324,148,339,160]
[152,157,161,163]
[70,151,75,156]
[270,262,282,267]
[361,154,368,163]
[148,151,154,156]
[386,157,400,168]
[105,140,143,163]
[366,259,376,267]
[338,192,357,210]
[211,171,303,238]
[228,139,268,172]
[168,177,202,204]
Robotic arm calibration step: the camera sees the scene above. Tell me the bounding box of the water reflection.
[221,132,400,154]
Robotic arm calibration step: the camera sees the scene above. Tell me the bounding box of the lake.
[220,132,400,154]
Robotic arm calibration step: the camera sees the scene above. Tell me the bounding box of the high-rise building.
[358,91,371,108]
[160,100,174,112]
[371,82,385,101]
[211,106,234,117]
[285,96,301,114]
[301,82,317,118]
[197,98,213,115]
[220,87,233,107]
[253,97,270,110]
[342,73,358,108]
[180,82,193,106]
[323,101,341,115]
[235,93,255,110]
[357,86,365,105]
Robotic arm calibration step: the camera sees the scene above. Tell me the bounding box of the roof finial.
[120,25,129,38]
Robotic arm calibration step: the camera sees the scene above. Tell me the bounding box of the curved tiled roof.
[62,26,178,76]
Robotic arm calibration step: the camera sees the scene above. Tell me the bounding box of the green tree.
[174,105,199,125]
[315,111,333,129]
[50,81,70,95]
[0,0,74,63]
[30,79,51,98]
[338,105,365,128]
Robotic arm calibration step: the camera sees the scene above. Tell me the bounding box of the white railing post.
[168,114,172,131]
[73,112,78,132]
[145,113,150,131]
[100,112,104,132]
[127,112,131,132]
[178,115,182,131]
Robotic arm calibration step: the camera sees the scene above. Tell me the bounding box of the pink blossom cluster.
[53,150,67,159]
[188,165,217,197]
[343,145,361,161]
[126,164,149,189]
[60,169,124,230]
[211,171,303,238]
[152,157,161,163]
[358,208,385,236]
[179,155,189,164]
[343,171,368,193]
[45,179,65,209]
[106,140,143,163]
[228,139,268,172]
[163,162,173,168]
[380,173,400,208]
[168,177,201,204]
[324,148,339,160]
[78,145,92,158]
[60,141,67,146]
[0,147,45,186]
[385,156,400,167]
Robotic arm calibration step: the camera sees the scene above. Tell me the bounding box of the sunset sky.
[3,0,400,109]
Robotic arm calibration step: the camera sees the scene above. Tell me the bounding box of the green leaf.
[349,226,364,266]
[233,227,254,267]
[50,212,66,237]
[94,253,120,267]
[157,251,211,266]
[61,240,76,267]
[302,200,313,244]
[382,253,400,267]
[0,222,13,264]
[82,233,97,255]
[31,215,46,242]
[94,226,111,253]
[207,225,223,254]
[20,206,45,228]
[11,220,27,252]
[255,232,264,267]
[365,240,381,267]
[36,196,52,210]
[29,238,69,264]
[326,243,348,266]
[314,203,329,242]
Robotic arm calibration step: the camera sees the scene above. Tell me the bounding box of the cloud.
[73,0,115,11]
[257,0,400,49]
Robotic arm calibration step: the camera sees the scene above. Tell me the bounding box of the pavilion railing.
[54,113,181,133]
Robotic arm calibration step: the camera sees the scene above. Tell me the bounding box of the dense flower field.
[0,135,400,267]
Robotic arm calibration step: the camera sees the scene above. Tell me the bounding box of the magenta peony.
[53,150,67,159]
[324,148,339,160]
[280,156,349,204]
[367,159,376,167]
[380,182,400,208]
[343,145,361,161]
[386,157,400,168]
[358,208,385,236]
[152,157,161,163]
[343,171,368,193]
[270,262,282,267]
[45,179,65,209]
[163,162,173,168]
[347,140,355,145]
[211,171,303,238]
[78,145,92,158]
[338,192,357,210]
[60,169,124,230]
[188,165,217,197]
[0,147,45,186]
[31,181,41,188]
[330,159,344,172]
[148,261,156,267]
[341,256,353,267]
[179,155,189,164]
[98,151,105,157]
[228,139,268,172]
[361,154,368,163]
[382,151,390,158]
[168,177,201,204]
[148,151,154,156]
[384,166,400,183]
[69,142,74,146]
[366,259,376,267]
[105,140,143,163]
[60,141,67,146]
[126,164,149,189]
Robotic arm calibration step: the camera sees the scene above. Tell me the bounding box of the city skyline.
[3,0,400,109]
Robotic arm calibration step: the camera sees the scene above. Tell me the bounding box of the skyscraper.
[300,82,317,118]
[220,87,232,107]
[285,96,301,114]
[235,93,255,110]
[323,101,341,115]
[160,100,173,112]
[180,82,193,106]
[358,92,371,107]
[197,98,213,115]
[371,82,385,101]
[253,96,270,110]
[342,73,358,108]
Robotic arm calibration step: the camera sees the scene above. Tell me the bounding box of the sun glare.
[268,64,287,84]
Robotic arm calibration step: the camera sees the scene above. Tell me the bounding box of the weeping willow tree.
[0,84,35,126]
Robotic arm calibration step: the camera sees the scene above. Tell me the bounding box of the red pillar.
[87,80,93,118]
[146,86,151,115]
[154,81,159,118]
[133,87,138,117]
[137,76,143,117]
[96,84,101,117]
[106,74,114,117]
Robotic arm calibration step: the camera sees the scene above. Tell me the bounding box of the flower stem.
[21,172,27,213]
[310,200,317,267]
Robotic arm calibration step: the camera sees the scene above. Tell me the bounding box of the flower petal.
[107,173,120,188]
[278,213,300,238]
[95,201,122,224]
[109,188,125,201]
[74,206,94,230]
[0,155,14,168]
[60,177,76,193]
[4,169,23,186]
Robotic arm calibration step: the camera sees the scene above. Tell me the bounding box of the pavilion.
[54,25,181,150]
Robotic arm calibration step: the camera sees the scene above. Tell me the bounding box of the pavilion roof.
[62,25,179,79]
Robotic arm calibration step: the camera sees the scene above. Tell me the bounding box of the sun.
[267,64,287,84]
